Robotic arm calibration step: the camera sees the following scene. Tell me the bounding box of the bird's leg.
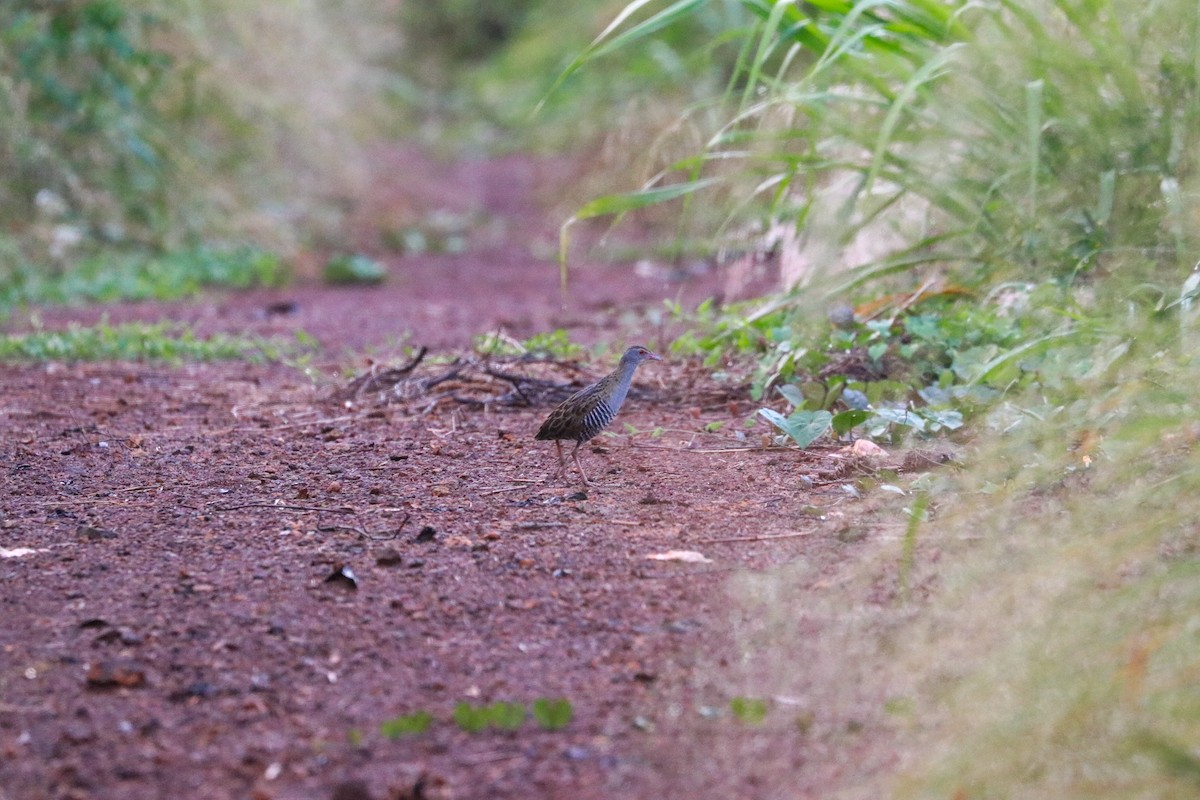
[570,440,593,486]
[546,439,567,482]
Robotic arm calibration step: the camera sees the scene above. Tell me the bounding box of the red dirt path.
[0,146,910,799]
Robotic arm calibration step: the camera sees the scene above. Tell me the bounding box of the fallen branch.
[207,502,356,514]
[316,514,409,540]
[334,346,429,401]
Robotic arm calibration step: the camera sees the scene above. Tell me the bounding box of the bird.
[535,345,663,485]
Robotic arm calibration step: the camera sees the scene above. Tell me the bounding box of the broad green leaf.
[832,409,870,435]
[758,408,833,447]
[872,406,925,432]
[777,383,805,407]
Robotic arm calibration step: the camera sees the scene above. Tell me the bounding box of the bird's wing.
[535,381,609,441]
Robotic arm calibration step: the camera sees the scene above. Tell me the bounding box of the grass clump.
[671,308,1200,798]
[322,254,386,286]
[0,246,285,311]
[378,710,433,739]
[472,328,585,359]
[0,321,306,363]
[375,697,572,740]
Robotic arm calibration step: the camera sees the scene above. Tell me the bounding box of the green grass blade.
[536,0,707,113]
[559,177,723,293]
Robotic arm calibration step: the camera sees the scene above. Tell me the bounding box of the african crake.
[535,345,662,485]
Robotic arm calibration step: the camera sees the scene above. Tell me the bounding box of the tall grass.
[563,0,1200,296]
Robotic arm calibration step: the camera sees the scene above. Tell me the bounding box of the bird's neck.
[606,359,640,409]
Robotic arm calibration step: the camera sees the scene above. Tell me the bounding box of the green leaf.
[757,407,792,432]
[485,701,527,730]
[922,408,963,431]
[536,0,708,112]
[832,409,870,435]
[452,702,490,733]
[572,178,723,223]
[532,697,573,730]
[777,383,805,407]
[872,406,925,432]
[379,710,433,739]
[559,178,721,293]
[757,408,833,448]
[730,696,768,725]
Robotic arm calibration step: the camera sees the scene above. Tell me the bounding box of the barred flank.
[579,399,615,441]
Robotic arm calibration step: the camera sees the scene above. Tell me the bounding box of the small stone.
[323,564,358,590]
[330,779,373,800]
[85,659,147,689]
[375,548,403,567]
[62,721,95,744]
[77,526,117,541]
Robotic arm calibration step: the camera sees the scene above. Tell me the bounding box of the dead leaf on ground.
[645,550,713,564]
[842,439,888,458]
[0,547,46,559]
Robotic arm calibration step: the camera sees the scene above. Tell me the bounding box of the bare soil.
[1,146,913,799]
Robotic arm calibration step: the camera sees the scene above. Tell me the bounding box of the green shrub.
[0,1,173,246]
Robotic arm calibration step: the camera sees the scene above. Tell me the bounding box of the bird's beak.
[648,352,663,361]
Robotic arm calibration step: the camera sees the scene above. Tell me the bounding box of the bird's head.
[622,345,663,366]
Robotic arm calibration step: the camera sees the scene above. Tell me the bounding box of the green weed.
[686,291,1048,447]
[729,696,768,725]
[0,321,305,363]
[379,711,433,739]
[472,329,584,359]
[322,254,386,286]
[371,698,576,741]
[531,697,573,730]
[0,246,285,311]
